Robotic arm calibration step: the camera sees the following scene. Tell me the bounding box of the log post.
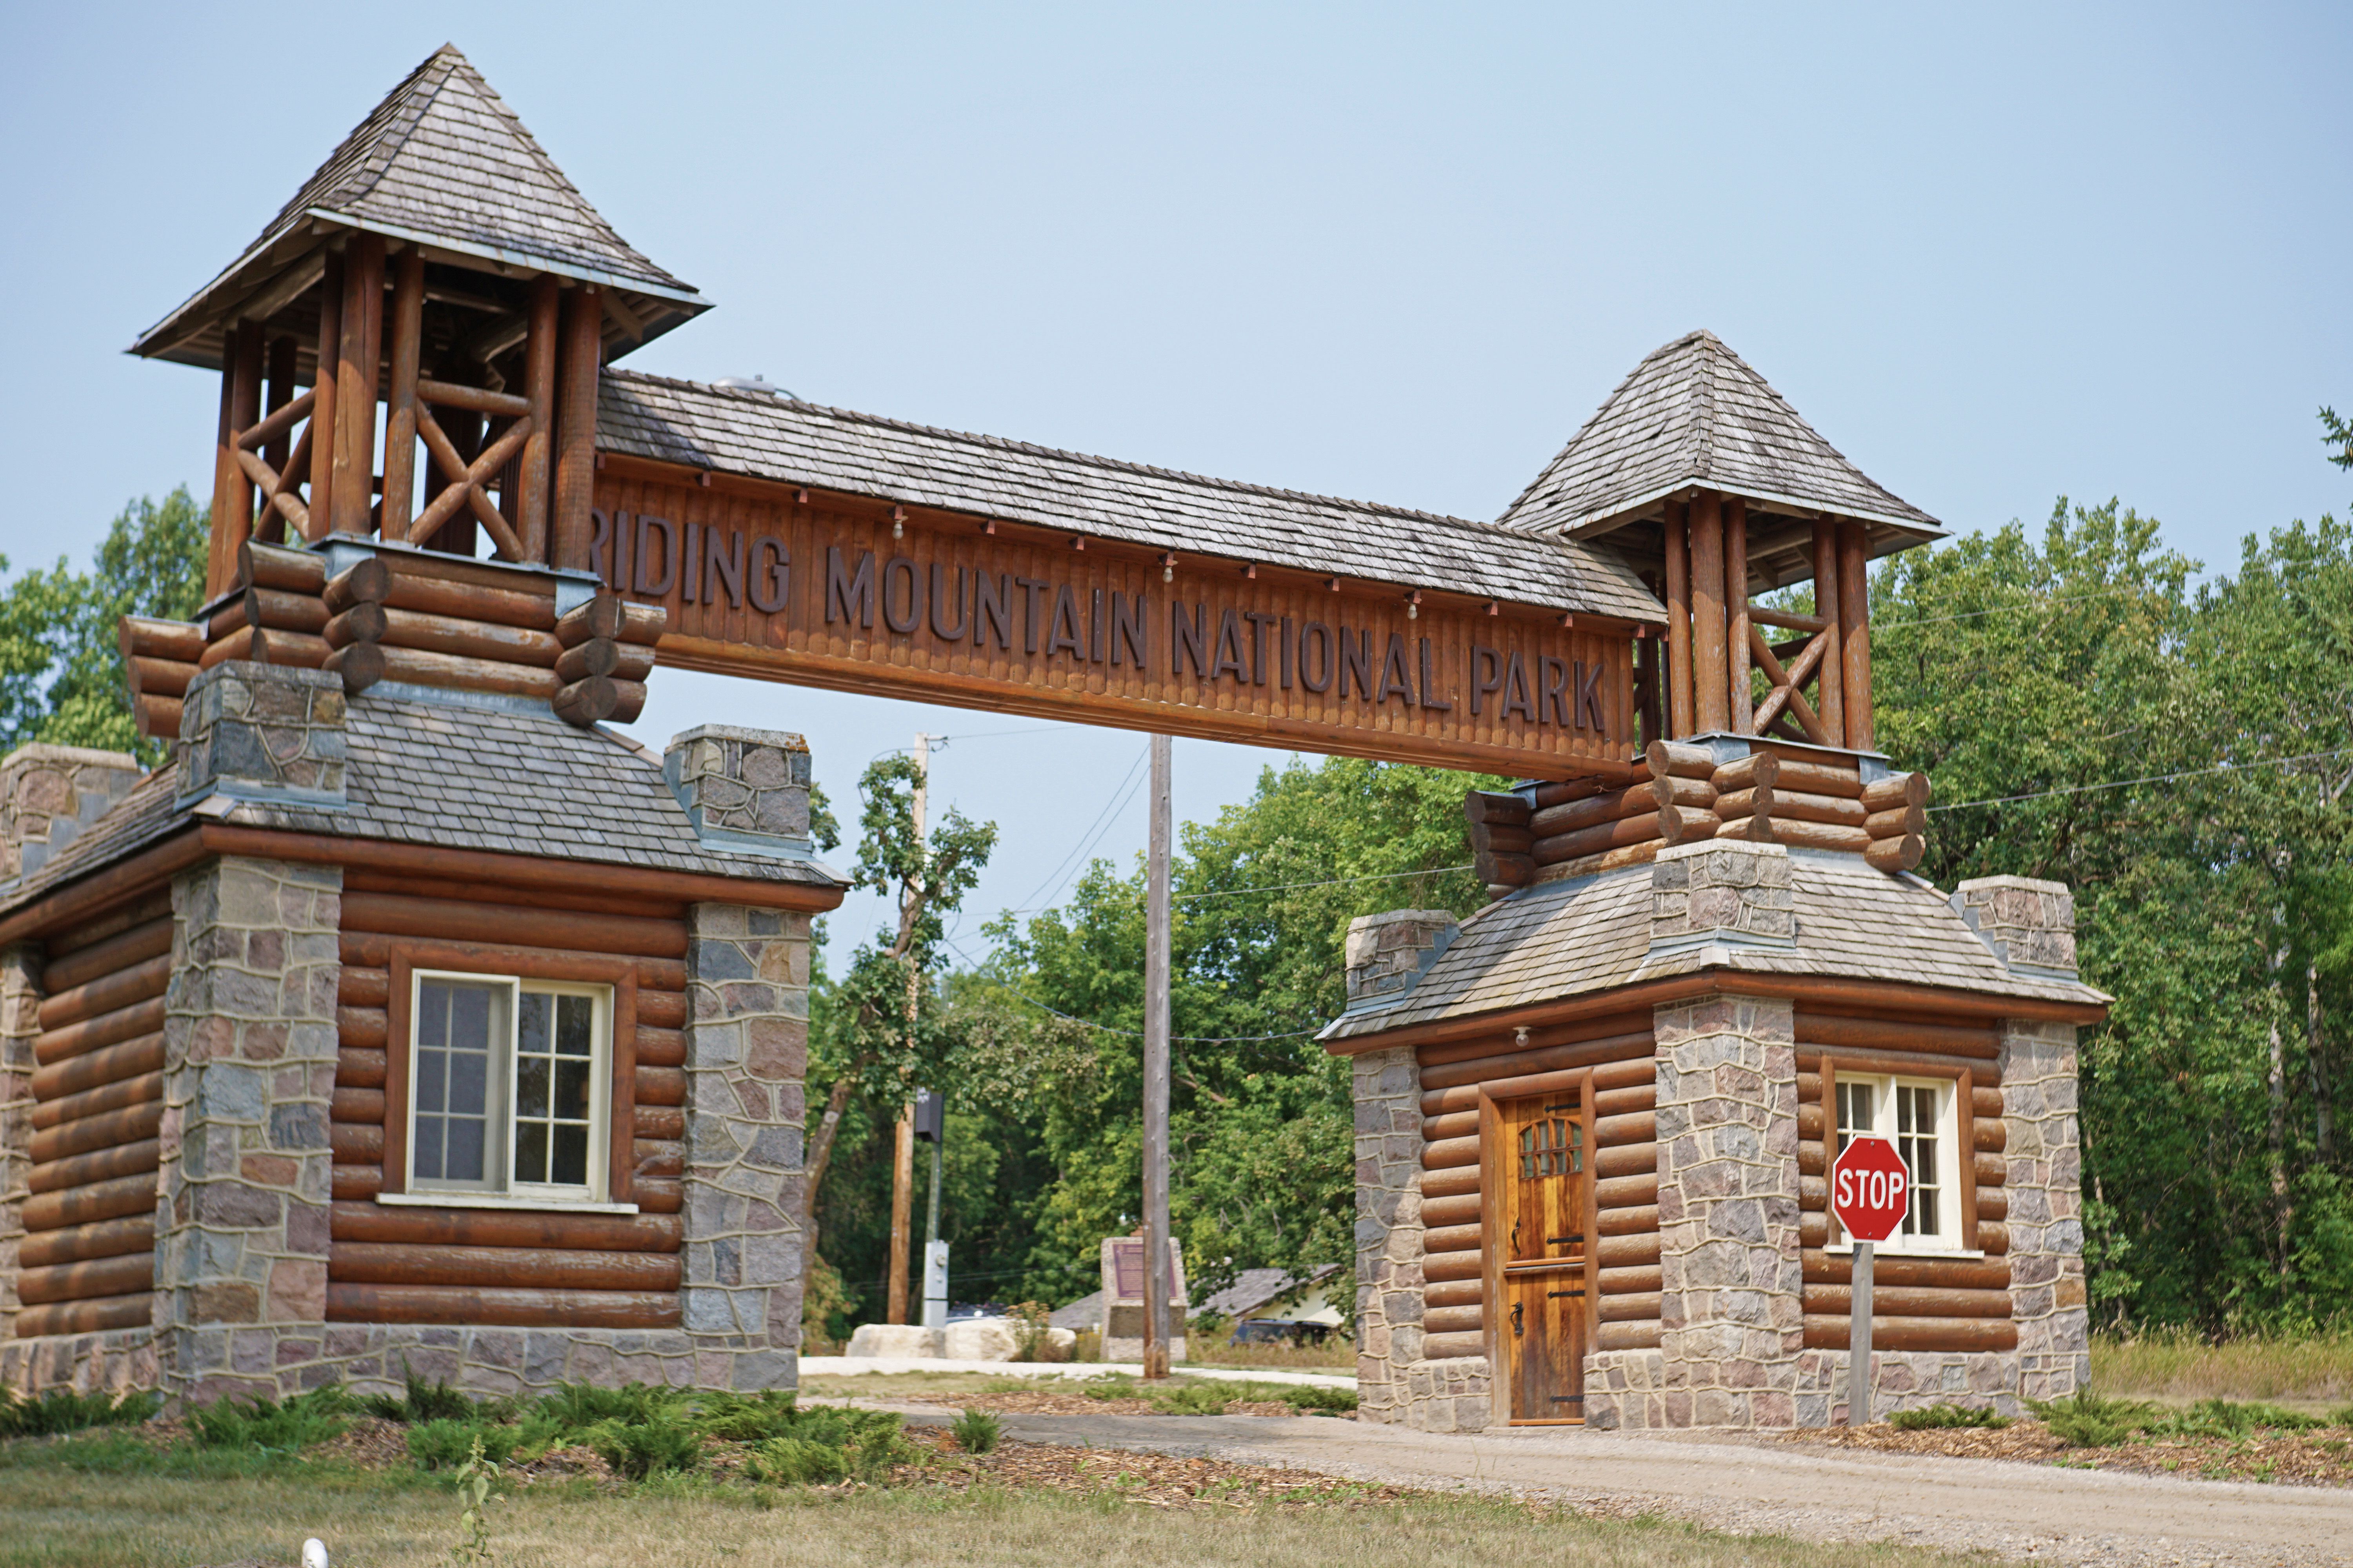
[329,235,385,538]
[380,248,425,543]
[259,336,299,547]
[1726,498,1751,733]
[207,322,265,598]
[1663,500,1694,738]
[552,283,604,572]
[305,251,344,542]
[1838,521,1873,750]
[1688,493,1727,734]
[517,274,562,564]
[1811,521,1843,743]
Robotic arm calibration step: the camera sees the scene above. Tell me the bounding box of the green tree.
[0,489,207,761]
[976,756,1504,1312]
[804,754,998,1277]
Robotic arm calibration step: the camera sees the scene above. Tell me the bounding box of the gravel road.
[884,1404,2351,1566]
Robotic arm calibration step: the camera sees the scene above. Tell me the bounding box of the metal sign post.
[1829,1134,1909,1426]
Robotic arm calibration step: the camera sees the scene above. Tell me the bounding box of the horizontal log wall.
[330,883,689,1329]
[1414,1013,1658,1358]
[1794,1006,2015,1354]
[16,893,173,1336]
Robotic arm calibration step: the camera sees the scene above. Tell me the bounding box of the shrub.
[846,1418,922,1481]
[949,1409,1002,1454]
[409,1417,519,1472]
[696,1390,805,1444]
[188,1386,353,1451]
[361,1359,477,1424]
[748,1435,849,1486]
[2025,1388,2160,1448]
[1006,1302,1065,1363]
[2147,1398,2325,1438]
[1890,1403,2012,1431]
[0,1386,158,1440]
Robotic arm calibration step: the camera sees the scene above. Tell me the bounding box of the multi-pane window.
[408,972,610,1201]
[1830,1071,1960,1250]
[1518,1110,1582,1180]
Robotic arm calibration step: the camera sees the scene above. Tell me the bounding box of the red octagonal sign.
[1831,1135,1911,1244]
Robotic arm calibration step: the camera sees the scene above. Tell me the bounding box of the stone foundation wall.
[1351,1045,1422,1423]
[0,1327,159,1399]
[1653,993,1804,1430]
[1582,1348,1666,1430]
[1792,1349,2028,1424]
[1396,1355,1491,1431]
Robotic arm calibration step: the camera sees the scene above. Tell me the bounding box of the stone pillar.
[1648,838,1798,957]
[1351,1044,1423,1424]
[176,662,347,808]
[1652,992,1804,1430]
[156,856,342,1404]
[665,726,815,855]
[0,944,40,1344]
[0,743,142,886]
[2002,1019,2089,1401]
[1951,876,2078,978]
[680,902,812,1391]
[1342,910,1458,1013]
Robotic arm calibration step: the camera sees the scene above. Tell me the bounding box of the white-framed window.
[1832,1071,1964,1252]
[407,970,613,1203]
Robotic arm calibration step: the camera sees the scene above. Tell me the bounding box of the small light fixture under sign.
[892,506,905,541]
[1407,590,1422,621]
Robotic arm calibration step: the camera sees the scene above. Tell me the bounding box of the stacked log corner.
[551,596,665,727]
[1464,790,1534,895]
[120,617,203,741]
[1862,772,1930,873]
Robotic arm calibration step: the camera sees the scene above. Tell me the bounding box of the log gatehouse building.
[0,44,2102,1429]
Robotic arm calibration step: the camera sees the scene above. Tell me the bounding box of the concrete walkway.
[893,1404,2353,1567]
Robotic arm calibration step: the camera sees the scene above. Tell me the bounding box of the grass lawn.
[0,1450,1982,1568]
[2092,1327,2353,1411]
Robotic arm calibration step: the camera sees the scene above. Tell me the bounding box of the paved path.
[798,1356,1353,1388]
[884,1403,2352,1566]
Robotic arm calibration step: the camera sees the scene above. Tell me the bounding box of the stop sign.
[1831,1136,1910,1243]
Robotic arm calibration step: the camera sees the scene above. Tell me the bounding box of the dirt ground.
[1787,1416,2353,1486]
[875,1404,2353,1568]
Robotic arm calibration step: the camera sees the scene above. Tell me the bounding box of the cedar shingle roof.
[597,371,1667,623]
[1320,849,2105,1043]
[0,691,841,918]
[133,44,702,368]
[1497,331,1943,545]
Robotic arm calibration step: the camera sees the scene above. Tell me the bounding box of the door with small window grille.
[1495,1092,1589,1423]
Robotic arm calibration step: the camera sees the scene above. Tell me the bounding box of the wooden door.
[1495,1090,1589,1423]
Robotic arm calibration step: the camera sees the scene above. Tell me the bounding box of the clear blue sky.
[3,3,2345,959]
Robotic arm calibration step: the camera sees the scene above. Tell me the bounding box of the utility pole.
[1142,734,1173,1379]
[886,732,932,1326]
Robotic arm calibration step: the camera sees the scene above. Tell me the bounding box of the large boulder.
[846,1323,944,1357]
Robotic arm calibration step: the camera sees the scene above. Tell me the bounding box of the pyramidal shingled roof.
[248,44,693,295]
[1497,331,1941,541]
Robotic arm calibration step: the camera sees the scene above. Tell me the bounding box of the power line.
[942,938,1324,1043]
[1004,745,1151,914]
[1875,585,2163,632]
[1927,746,2353,812]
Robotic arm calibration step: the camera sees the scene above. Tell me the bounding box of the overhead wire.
[1927,746,2353,812]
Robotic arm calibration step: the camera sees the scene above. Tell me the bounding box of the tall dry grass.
[2092,1327,2353,1407]
[0,1467,1983,1568]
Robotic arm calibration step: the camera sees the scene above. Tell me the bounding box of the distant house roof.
[1495,331,1942,586]
[1198,1266,1338,1321]
[1049,1291,1104,1331]
[596,370,1666,623]
[133,44,704,372]
[1322,849,2106,1044]
[0,688,840,918]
